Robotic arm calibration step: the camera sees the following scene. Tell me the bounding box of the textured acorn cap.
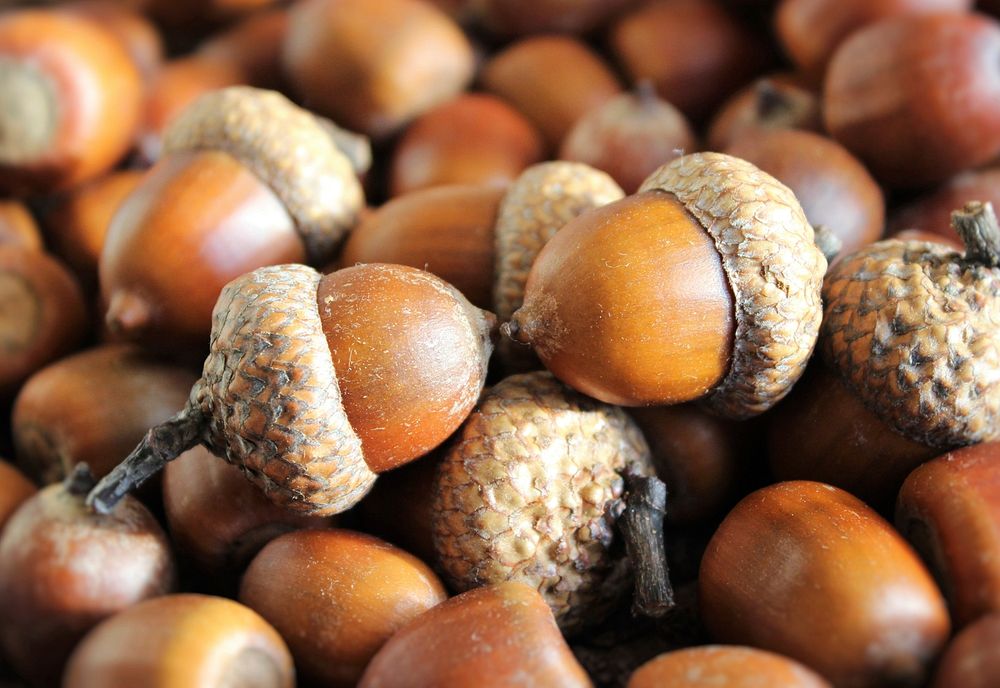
[639,152,826,419]
[493,161,624,322]
[163,86,364,264]
[822,239,1000,449]
[191,263,376,515]
[432,371,652,635]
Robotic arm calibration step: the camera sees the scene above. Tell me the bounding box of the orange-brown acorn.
[505,152,827,418]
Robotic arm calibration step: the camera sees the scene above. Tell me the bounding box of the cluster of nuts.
[2,0,1000,687]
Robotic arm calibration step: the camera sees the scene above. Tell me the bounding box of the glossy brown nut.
[163,445,332,576]
[196,8,289,90]
[43,170,144,292]
[0,460,35,536]
[776,0,972,80]
[559,85,697,194]
[629,405,744,525]
[0,246,86,398]
[628,646,832,688]
[476,0,635,36]
[707,74,822,151]
[897,443,1000,628]
[12,344,196,484]
[390,94,545,197]
[888,167,1000,243]
[768,363,938,510]
[63,0,164,81]
[136,56,247,165]
[339,184,503,311]
[481,35,622,150]
[317,264,494,472]
[0,479,175,687]
[0,199,41,251]
[725,129,885,254]
[700,480,950,688]
[825,12,1000,188]
[931,613,1000,688]
[610,0,770,121]
[283,0,475,140]
[100,149,303,353]
[64,594,294,688]
[0,9,143,195]
[358,583,592,688]
[240,529,447,688]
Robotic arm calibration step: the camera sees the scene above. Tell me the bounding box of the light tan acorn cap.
[191,263,376,516]
[493,161,625,322]
[822,239,1000,448]
[163,86,365,264]
[432,371,652,635]
[639,152,826,419]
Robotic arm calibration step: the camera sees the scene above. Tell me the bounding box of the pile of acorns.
[1,0,1000,686]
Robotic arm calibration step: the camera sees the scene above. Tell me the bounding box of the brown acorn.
[195,8,289,90]
[358,583,592,688]
[88,262,494,517]
[102,86,366,352]
[628,646,832,688]
[889,167,1000,244]
[433,371,665,634]
[931,613,1000,688]
[706,74,822,151]
[0,460,35,535]
[64,594,294,688]
[475,0,635,36]
[63,0,164,82]
[822,201,1000,448]
[505,152,827,417]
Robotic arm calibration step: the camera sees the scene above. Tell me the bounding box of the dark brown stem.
[63,463,96,497]
[754,79,789,121]
[813,224,843,263]
[86,404,205,514]
[619,468,674,618]
[952,201,1000,267]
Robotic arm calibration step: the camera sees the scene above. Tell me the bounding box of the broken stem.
[952,200,1000,268]
[619,468,675,618]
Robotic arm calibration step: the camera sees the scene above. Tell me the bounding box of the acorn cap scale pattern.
[639,152,826,419]
[192,263,376,515]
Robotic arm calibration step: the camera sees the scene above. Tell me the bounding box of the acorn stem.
[619,469,675,618]
[86,404,204,514]
[754,79,788,121]
[63,463,97,497]
[952,201,1000,268]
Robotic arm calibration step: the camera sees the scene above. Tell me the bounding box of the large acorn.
[87,262,495,517]
[505,152,828,418]
[432,371,669,634]
[101,86,367,352]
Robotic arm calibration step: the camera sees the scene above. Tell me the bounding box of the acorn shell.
[822,239,1000,448]
[163,86,364,264]
[432,371,652,634]
[639,152,826,419]
[191,263,376,516]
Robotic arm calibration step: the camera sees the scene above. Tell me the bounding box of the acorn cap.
[432,371,652,634]
[493,161,624,322]
[822,206,1000,448]
[192,263,376,515]
[163,86,365,264]
[639,152,826,419]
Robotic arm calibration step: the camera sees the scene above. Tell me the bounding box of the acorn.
[0,460,35,535]
[358,583,592,688]
[64,594,294,688]
[931,613,1000,688]
[63,0,164,82]
[88,262,494,516]
[195,8,289,91]
[505,152,827,417]
[12,344,196,485]
[0,8,142,195]
[706,74,822,151]
[822,201,1000,449]
[559,81,697,194]
[240,529,447,687]
[889,167,1000,244]
[433,371,666,634]
[0,199,42,251]
[0,466,176,687]
[101,86,366,352]
[628,646,832,688]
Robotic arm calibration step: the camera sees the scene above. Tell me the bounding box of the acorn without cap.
[505,152,827,418]
[88,262,494,517]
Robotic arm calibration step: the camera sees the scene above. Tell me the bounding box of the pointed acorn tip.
[105,289,151,335]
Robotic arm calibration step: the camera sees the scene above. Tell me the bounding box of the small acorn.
[88,262,494,517]
[706,74,822,151]
[931,613,1000,688]
[0,460,35,535]
[505,152,827,417]
[628,646,832,688]
[64,594,294,688]
[102,86,367,352]
[889,167,1000,244]
[433,371,666,634]
[358,583,592,688]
